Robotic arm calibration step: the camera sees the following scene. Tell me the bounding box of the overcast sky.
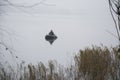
[0,0,118,66]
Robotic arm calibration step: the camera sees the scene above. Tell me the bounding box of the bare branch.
[106,30,118,39]
[3,0,55,8]
[108,0,120,45]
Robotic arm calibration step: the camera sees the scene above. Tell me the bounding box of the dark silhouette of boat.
[45,30,57,45]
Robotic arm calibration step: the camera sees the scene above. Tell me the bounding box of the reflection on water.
[0,13,117,66]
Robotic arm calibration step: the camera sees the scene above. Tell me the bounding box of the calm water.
[0,12,118,66]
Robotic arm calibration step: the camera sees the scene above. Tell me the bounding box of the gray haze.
[0,0,118,66]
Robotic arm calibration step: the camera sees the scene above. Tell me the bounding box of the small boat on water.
[45,30,57,45]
